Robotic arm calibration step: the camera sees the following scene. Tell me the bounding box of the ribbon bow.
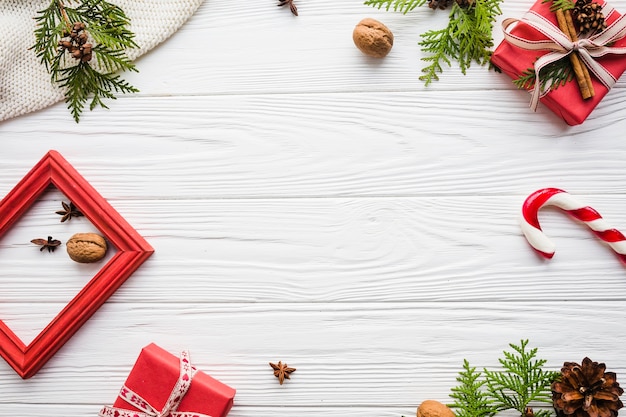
[99,350,214,417]
[501,4,626,110]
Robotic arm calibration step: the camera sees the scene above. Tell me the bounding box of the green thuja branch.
[449,340,560,417]
[32,0,138,122]
[449,359,496,417]
[545,0,574,12]
[364,0,427,13]
[513,0,576,93]
[513,57,574,92]
[365,0,503,84]
[485,340,560,417]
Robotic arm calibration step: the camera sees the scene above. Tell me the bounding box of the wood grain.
[2,0,626,415]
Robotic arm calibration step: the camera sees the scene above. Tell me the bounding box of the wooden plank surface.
[2,0,626,415]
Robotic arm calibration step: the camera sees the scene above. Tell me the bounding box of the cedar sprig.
[57,61,138,122]
[545,0,575,12]
[513,0,576,93]
[513,55,574,91]
[420,0,501,85]
[484,340,560,417]
[365,0,503,85]
[449,359,496,417]
[449,340,559,417]
[364,0,427,14]
[32,0,138,122]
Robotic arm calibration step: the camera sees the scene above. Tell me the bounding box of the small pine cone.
[428,0,453,9]
[573,0,607,33]
[61,21,92,62]
[455,0,475,8]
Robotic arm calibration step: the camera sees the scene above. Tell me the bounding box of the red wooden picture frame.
[0,150,154,378]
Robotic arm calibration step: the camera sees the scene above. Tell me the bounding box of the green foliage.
[363,0,427,14]
[365,0,503,85]
[56,61,138,122]
[419,0,501,85]
[513,57,574,92]
[449,340,560,417]
[543,0,575,12]
[449,359,496,417]
[32,0,138,122]
[485,340,561,416]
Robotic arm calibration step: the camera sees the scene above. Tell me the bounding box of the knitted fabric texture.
[0,0,203,121]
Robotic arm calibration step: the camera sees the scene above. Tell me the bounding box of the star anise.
[56,201,83,222]
[277,0,298,16]
[269,361,296,385]
[31,236,62,253]
[552,357,624,417]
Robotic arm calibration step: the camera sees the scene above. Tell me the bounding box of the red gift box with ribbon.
[99,344,236,417]
[491,0,626,125]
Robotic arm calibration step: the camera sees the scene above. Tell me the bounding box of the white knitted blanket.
[0,0,204,121]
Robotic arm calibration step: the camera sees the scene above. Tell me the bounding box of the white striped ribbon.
[501,4,626,110]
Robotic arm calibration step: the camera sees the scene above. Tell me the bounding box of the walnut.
[352,18,394,58]
[66,233,107,263]
[416,400,455,417]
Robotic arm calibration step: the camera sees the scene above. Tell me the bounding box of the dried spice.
[552,357,624,417]
[269,361,296,385]
[56,201,84,222]
[31,236,62,252]
[277,0,298,15]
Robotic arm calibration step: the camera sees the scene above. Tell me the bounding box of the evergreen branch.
[363,0,427,14]
[513,57,574,92]
[449,359,496,417]
[56,62,138,122]
[32,2,66,70]
[77,0,137,48]
[449,340,559,417]
[419,24,456,85]
[544,0,575,12]
[32,0,138,122]
[484,340,560,415]
[419,0,500,85]
[93,45,137,73]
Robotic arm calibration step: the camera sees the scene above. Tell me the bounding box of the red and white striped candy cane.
[520,188,626,262]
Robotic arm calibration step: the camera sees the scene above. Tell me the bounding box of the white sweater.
[0,0,203,121]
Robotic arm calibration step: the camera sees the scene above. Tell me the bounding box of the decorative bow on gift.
[501,4,626,110]
[99,350,214,417]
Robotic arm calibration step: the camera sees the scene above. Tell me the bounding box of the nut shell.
[66,233,107,263]
[417,400,455,417]
[353,18,394,58]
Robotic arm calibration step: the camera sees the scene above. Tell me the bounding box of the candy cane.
[520,188,626,262]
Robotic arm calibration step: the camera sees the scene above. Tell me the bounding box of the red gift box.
[100,343,235,417]
[491,0,626,125]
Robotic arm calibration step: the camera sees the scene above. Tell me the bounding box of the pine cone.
[552,357,624,417]
[427,0,472,9]
[573,0,607,34]
[58,21,92,62]
[427,0,453,10]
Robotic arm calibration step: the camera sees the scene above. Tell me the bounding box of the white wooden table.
[2,0,626,416]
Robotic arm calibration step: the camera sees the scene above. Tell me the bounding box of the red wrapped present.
[99,344,236,417]
[491,0,626,125]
